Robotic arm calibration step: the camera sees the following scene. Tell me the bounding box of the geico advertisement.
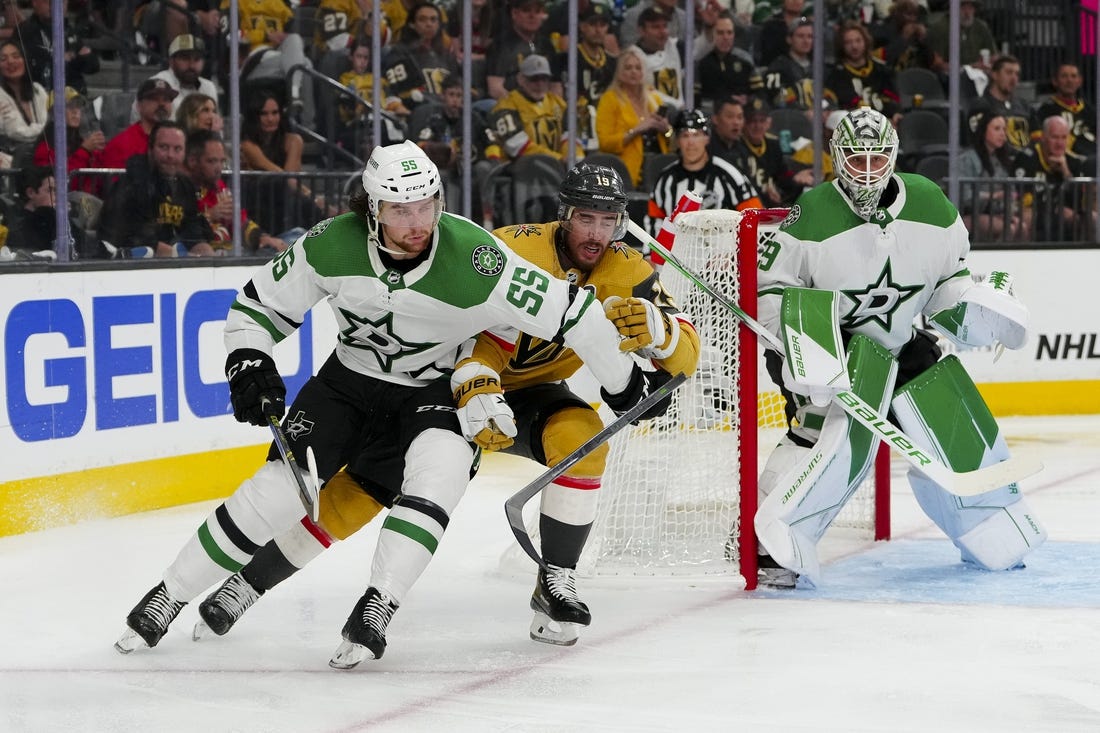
[960,250,1100,382]
[1,267,337,482]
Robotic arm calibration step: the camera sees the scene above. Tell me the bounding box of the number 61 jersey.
[224,212,582,386]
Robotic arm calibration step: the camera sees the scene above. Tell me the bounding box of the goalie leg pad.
[370,429,472,603]
[891,356,1047,567]
[755,335,898,585]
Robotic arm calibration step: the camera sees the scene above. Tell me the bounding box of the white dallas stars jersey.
[758,173,973,354]
[225,212,582,387]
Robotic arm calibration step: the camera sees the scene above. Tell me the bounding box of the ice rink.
[2,415,1098,732]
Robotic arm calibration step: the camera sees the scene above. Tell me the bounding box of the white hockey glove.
[451,361,517,451]
[603,296,679,359]
[929,271,1030,353]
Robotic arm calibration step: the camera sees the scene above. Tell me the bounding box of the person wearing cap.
[485,0,560,101]
[756,0,808,68]
[101,78,178,171]
[99,120,216,258]
[574,4,617,105]
[648,108,762,235]
[545,0,619,56]
[620,0,686,49]
[738,97,805,206]
[17,0,100,96]
[696,10,761,108]
[763,16,816,111]
[634,5,685,109]
[32,86,106,192]
[486,54,580,162]
[149,34,220,116]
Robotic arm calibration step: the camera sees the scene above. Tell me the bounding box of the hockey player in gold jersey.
[191,163,700,649]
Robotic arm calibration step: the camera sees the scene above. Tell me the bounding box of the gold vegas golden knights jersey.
[478,221,700,390]
[221,0,293,52]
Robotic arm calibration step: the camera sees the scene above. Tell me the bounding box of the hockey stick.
[504,372,689,570]
[262,396,320,522]
[628,219,1043,496]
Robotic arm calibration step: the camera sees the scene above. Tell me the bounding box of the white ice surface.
[1,415,1098,732]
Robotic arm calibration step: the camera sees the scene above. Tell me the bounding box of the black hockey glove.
[601,366,676,423]
[225,348,286,426]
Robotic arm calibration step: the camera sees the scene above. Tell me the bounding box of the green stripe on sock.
[382,516,439,554]
[198,521,245,572]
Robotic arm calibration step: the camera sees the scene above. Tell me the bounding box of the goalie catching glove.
[226,348,286,426]
[602,366,676,422]
[451,361,518,450]
[603,296,679,359]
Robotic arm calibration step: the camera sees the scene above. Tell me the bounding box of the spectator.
[764,16,816,110]
[595,45,671,188]
[871,0,934,71]
[486,54,579,163]
[314,0,370,55]
[384,2,460,110]
[825,20,901,122]
[3,167,83,260]
[695,10,761,108]
[175,92,223,135]
[649,108,762,233]
[18,0,101,96]
[335,38,407,157]
[1032,62,1096,160]
[99,120,216,258]
[574,4,617,131]
[485,0,560,101]
[185,129,290,255]
[446,0,497,96]
[136,34,220,120]
[0,40,48,166]
[957,111,1020,241]
[239,91,329,235]
[737,97,809,206]
[620,0,687,49]
[32,87,105,191]
[757,0,807,67]
[101,78,177,170]
[926,0,996,72]
[1014,116,1091,242]
[634,5,684,109]
[966,55,1030,152]
[545,0,619,56]
[228,0,316,126]
[708,95,749,171]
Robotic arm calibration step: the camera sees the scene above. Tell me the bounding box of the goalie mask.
[558,162,629,240]
[829,108,898,220]
[361,140,444,253]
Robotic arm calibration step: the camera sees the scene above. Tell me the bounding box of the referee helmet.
[673,108,710,136]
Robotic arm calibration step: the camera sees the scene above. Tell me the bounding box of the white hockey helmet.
[829,108,898,220]
[361,140,444,222]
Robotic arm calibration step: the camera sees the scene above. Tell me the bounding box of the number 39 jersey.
[225,212,585,386]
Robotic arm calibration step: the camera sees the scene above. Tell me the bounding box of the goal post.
[581,208,890,586]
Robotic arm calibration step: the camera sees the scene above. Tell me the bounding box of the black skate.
[193,572,264,640]
[757,553,798,589]
[529,564,591,646]
[115,582,186,653]
[329,587,399,669]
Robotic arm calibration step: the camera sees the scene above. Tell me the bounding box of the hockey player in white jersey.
[752,108,1045,588]
[114,141,666,666]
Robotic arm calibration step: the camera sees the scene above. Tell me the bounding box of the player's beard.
[571,237,606,271]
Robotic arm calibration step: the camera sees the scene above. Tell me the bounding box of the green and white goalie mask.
[362,140,444,254]
[829,108,898,220]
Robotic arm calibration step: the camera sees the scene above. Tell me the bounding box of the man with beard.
[101,78,177,170]
[139,34,220,118]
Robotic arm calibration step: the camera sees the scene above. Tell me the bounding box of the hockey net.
[574,208,889,586]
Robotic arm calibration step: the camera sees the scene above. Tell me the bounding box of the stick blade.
[930,455,1045,496]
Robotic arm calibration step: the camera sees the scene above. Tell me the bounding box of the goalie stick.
[262,396,320,522]
[627,218,1043,496]
[504,372,689,569]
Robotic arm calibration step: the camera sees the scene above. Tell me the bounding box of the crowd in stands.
[0,0,1097,262]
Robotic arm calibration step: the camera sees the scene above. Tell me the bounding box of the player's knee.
[403,429,474,514]
[318,470,387,541]
[542,407,607,477]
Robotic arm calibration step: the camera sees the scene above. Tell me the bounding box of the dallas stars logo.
[841,260,921,331]
[338,308,438,371]
[285,410,315,440]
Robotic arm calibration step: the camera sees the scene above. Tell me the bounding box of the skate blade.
[529,611,580,646]
[329,639,376,670]
[192,620,213,641]
[757,570,799,590]
[114,627,146,654]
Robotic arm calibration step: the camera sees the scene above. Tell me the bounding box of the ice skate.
[193,572,264,640]
[529,564,591,646]
[115,582,186,653]
[329,587,399,670]
[757,553,798,589]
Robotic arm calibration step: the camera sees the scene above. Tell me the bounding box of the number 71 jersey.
[225,212,577,386]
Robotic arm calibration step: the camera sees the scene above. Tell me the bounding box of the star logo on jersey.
[307,217,333,238]
[508,224,542,238]
[840,260,922,331]
[338,308,439,371]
